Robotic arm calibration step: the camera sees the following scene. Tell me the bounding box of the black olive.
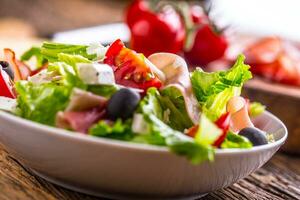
[239,127,268,146]
[107,88,141,120]
[0,61,14,80]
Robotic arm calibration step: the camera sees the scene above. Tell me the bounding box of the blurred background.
[0,0,299,153]
[1,0,300,39]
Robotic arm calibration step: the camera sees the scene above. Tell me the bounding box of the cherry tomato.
[244,37,300,86]
[184,25,228,66]
[244,37,282,65]
[213,112,231,147]
[126,0,185,56]
[0,68,15,98]
[104,39,162,91]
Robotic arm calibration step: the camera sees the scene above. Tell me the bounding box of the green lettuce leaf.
[159,86,194,131]
[21,47,47,68]
[47,62,86,90]
[191,55,252,121]
[87,85,118,98]
[89,119,133,141]
[41,42,96,62]
[221,132,253,149]
[138,88,214,164]
[15,81,71,126]
[57,53,91,69]
[249,102,266,117]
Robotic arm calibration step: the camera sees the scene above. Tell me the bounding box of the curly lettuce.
[15,81,71,126]
[191,55,252,121]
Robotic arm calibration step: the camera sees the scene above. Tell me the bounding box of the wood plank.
[0,144,299,200]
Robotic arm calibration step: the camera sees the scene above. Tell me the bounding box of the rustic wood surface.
[0,143,299,200]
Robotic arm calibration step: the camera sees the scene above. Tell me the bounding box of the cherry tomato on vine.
[126,0,186,56]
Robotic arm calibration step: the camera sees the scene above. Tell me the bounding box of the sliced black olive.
[0,61,14,80]
[239,127,268,146]
[107,88,141,120]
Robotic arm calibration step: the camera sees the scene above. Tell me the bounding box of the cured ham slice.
[56,108,105,133]
[4,48,31,81]
[66,89,107,112]
[148,53,200,124]
[56,89,108,133]
[226,96,254,132]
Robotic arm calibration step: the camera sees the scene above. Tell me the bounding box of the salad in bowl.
[0,39,270,164]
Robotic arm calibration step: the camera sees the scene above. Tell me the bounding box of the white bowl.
[0,111,287,199]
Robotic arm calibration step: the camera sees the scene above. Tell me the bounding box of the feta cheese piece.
[0,97,17,112]
[132,113,149,134]
[77,63,115,85]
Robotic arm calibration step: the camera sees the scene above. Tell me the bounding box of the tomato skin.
[104,39,162,91]
[244,37,282,64]
[126,0,185,57]
[213,112,231,147]
[186,124,199,138]
[244,37,300,86]
[0,69,15,98]
[30,63,48,76]
[184,25,228,66]
[104,39,125,67]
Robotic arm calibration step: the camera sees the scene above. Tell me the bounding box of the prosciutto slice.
[148,53,200,124]
[226,96,254,132]
[56,89,108,133]
[56,108,105,133]
[66,88,107,112]
[4,48,31,81]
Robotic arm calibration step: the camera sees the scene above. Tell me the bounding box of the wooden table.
[0,143,299,200]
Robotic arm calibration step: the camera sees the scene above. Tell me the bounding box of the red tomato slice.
[244,37,282,65]
[0,69,15,98]
[104,39,162,91]
[186,124,199,138]
[213,112,231,147]
[30,63,48,76]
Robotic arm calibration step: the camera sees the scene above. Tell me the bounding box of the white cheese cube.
[77,63,115,85]
[132,113,150,134]
[0,97,17,112]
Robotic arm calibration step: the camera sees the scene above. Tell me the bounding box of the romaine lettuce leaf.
[160,86,194,131]
[57,53,91,69]
[47,62,86,90]
[191,55,252,121]
[138,88,214,164]
[41,42,96,62]
[87,85,118,98]
[21,47,47,68]
[15,81,71,126]
[220,132,253,149]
